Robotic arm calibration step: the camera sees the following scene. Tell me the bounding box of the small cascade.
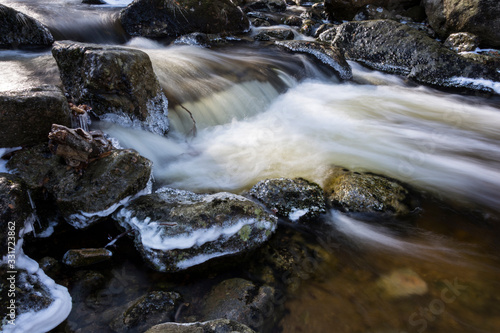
[26,190,41,236]
[69,103,91,132]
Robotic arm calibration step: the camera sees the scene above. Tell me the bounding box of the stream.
[1,0,500,332]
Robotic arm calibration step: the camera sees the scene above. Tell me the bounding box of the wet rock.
[39,256,61,279]
[274,40,352,80]
[7,144,152,228]
[330,20,500,93]
[62,248,112,267]
[0,85,71,148]
[48,124,113,168]
[0,173,34,258]
[376,268,428,298]
[174,32,211,47]
[70,270,106,301]
[254,27,294,41]
[249,178,326,223]
[113,188,277,272]
[52,41,169,135]
[444,32,480,53]
[353,4,396,21]
[120,0,249,38]
[324,167,416,217]
[201,278,278,332]
[422,0,500,48]
[243,0,287,13]
[324,0,419,21]
[0,4,54,49]
[145,319,256,333]
[111,291,182,332]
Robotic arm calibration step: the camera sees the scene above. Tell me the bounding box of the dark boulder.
[119,0,249,38]
[52,41,169,135]
[323,167,417,217]
[254,27,295,41]
[330,20,500,93]
[113,188,277,272]
[201,278,278,332]
[444,32,480,53]
[62,248,113,267]
[422,0,500,48]
[324,0,419,21]
[0,4,53,49]
[0,86,71,148]
[111,291,182,332]
[145,319,256,333]
[249,178,326,223]
[7,144,152,228]
[274,40,352,80]
[243,0,287,13]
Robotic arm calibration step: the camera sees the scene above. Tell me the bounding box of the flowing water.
[2,1,500,332]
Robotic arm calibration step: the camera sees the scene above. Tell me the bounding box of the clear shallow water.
[1,1,500,331]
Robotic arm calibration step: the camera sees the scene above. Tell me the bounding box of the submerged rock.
[324,167,416,217]
[376,268,428,298]
[52,41,169,135]
[201,278,278,332]
[0,4,54,49]
[62,248,113,267]
[120,0,249,38]
[145,319,256,333]
[330,20,500,93]
[0,85,71,148]
[111,291,182,332]
[113,188,277,272]
[249,178,326,223]
[274,40,352,80]
[422,0,500,48]
[7,144,152,228]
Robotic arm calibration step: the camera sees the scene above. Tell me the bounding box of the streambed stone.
[145,319,256,333]
[0,85,71,148]
[249,177,326,223]
[62,248,112,267]
[0,4,54,49]
[330,20,500,93]
[7,144,152,228]
[274,40,352,80]
[120,0,249,38]
[324,167,416,217]
[52,41,169,135]
[113,188,277,272]
[376,268,428,298]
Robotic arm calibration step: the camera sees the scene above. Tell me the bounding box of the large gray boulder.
[7,144,152,228]
[0,4,53,48]
[324,0,420,21]
[119,0,249,38]
[422,0,500,48]
[330,20,500,93]
[146,319,256,333]
[0,86,71,148]
[113,188,278,272]
[52,41,169,135]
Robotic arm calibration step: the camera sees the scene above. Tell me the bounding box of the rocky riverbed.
[1,0,500,332]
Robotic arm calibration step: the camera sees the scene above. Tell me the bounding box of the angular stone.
[62,248,113,267]
[444,32,480,53]
[0,4,53,49]
[52,41,169,135]
[113,188,277,272]
[0,85,71,148]
[249,178,326,223]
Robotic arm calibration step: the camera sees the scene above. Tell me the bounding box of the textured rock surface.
[7,144,152,228]
[201,278,277,332]
[0,4,53,48]
[114,188,277,272]
[324,0,419,21]
[145,319,256,333]
[0,86,71,148]
[120,0,249,38]
[52,41,169,135]
[422,0,500,48]
[444,32,480,53]
[324,167,416,216]
[330,20,500,93]
[62,248,113,267]
[112,291,182,332]
[249,178,326,223]
[275,40,352,80]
